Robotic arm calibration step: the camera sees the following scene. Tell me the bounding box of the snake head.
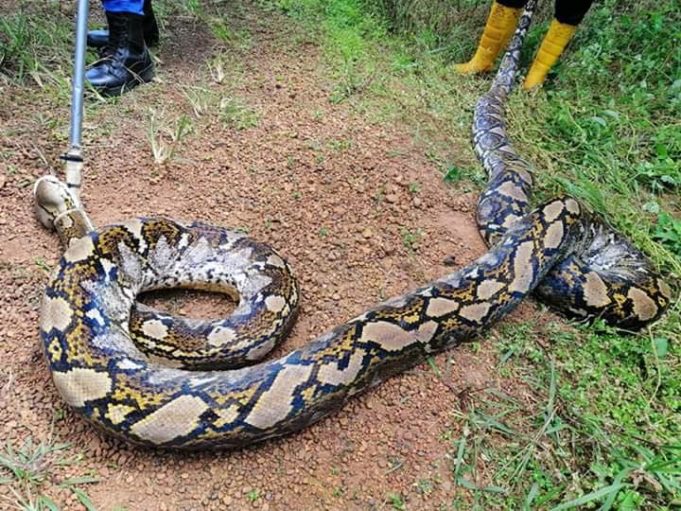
[34,176,94,246]
[34,175,79,231]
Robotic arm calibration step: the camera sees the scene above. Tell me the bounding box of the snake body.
[36,1,670,449]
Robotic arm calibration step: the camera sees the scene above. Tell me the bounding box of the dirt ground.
[0,3,547,510]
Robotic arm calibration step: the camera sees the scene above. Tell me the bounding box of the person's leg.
[454,0,525,75]
[554,0,593,25]
[102,0,143,15]
[523,0,594,89]
[88,0,158,49]
[85,0,154,96]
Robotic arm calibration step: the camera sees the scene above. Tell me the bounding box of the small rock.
[362,228,373,239]
[443,255,457,266]
[386,194,398,204]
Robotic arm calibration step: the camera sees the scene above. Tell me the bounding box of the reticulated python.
[35,0,671,449]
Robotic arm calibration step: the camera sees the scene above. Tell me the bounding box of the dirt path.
[0,3,543,510]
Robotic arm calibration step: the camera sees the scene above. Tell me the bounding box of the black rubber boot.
[87,0,159,50]
[85,12,155,96]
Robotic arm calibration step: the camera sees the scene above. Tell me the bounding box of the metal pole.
[70,0,89,149]
[63,0,90,204]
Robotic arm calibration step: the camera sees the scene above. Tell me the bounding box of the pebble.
[443,255,458,266]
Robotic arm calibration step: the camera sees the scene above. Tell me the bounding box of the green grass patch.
[0,436,98,510]
[0,6,73,92]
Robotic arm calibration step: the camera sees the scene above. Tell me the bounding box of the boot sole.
[96,64,155,97]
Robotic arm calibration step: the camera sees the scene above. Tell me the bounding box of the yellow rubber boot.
[455,2,522,74]
[523,19,578,89]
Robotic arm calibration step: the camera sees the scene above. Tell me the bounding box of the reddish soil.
[0,3,546,510]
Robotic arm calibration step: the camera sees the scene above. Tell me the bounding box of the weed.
[182,86,216,118]
[400,227,422,250]
[207,54,228,84]
[0,9,72,93]
[207,17,252,50]
[218,96,260,130]
[33,258,51,274]
[246,488,260,502]
[146,109,194,165]
[387,492,406,510]
[415,478,434,496]
[0,438,70,487]
[0,436,97,511]
[653,212,681,257]
[328,138,352,152]
[178,0,203,18]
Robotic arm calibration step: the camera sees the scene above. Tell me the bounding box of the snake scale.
[35,0,670,449]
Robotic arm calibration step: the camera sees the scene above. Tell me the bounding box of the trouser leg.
[554,0,594,26]
[497,0,527,8]
[101,0,144,15]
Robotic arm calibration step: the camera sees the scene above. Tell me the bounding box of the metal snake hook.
[34,0,94,233]
[62,0,90,205]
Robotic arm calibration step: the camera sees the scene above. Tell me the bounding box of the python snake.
[35,0,670,449]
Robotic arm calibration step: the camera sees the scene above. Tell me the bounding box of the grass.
[0,436,97,511]
[400,226,423,251]
[218,95,260,130]
[387,492,407,510]
[246,488,261,502]
[0,6,72,92]
[146,108,194,165]
[257,0,680,508]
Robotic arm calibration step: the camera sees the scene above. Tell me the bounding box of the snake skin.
[35,0,670,449]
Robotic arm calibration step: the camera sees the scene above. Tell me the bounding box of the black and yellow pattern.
[34,0,670,450]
